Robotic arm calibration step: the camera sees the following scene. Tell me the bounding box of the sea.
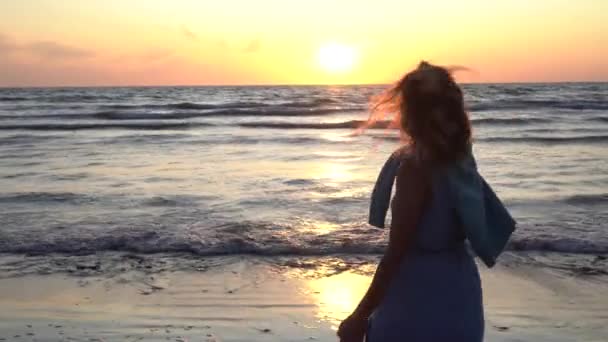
[0,83,607,277]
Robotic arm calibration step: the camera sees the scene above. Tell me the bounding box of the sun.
[317,43,357,73]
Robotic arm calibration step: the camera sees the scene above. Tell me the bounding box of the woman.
[338,62,484,341]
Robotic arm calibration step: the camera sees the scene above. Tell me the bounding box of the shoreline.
[0,256,606,341]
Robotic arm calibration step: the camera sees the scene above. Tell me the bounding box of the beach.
[0,254,607,341]
[1,0,607,339]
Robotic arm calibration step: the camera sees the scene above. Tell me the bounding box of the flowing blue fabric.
[368,151,403,229]
[368,150,516,267]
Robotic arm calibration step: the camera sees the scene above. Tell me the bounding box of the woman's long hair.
[367,61,472,164]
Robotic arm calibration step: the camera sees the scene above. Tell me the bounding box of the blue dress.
[366,173,485,342]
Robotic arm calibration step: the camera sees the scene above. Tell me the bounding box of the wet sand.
[0,257,606,341]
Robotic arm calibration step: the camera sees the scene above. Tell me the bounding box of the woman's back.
[414,171,466,252]
[366,169,484,342]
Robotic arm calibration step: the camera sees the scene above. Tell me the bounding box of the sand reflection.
[305,272,371,330]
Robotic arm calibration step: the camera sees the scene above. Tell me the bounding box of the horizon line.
[1,80,606,89]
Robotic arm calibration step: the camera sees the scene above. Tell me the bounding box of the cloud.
[213,38,261,53]
[181,26,199,42]
[216,39,229,49]
[0,33,18,51]
[140,48,174,62]
[0,33,93,59]
[0,52,255,87]
[25,41,93,59]
[243,39,261,53]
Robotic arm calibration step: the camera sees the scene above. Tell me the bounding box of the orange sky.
[1,0,607,87]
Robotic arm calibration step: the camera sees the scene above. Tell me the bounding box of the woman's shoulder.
[395,150,431,191]
[391,145,413,160]
[392,146,429,174]
[392,152,432,207]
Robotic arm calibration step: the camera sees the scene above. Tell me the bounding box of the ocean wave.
[165,107,362,117]
[0,192,96,204]
[0,94,124,103]
[281,98,341,107]
[0,122,214,131]
[233,117,559,129]
[590,116,608,123]
[93,111,209,120]
[101,99,340,111]
[0,108,360,121]
[104,102,225,110]
[497,87,538,96]
[0,192,216,208]
[238,120,391,129]
[2,112,557,127]
[1,237,606,256]
[0,112,212,121]
[48,95,120,102]
[283,178,319,186]
[0,152,47,160]
[1,223,606,257]
[0,230,382,256]
[469,99,608,112]
[0,113,76,120]
[508,237,608,254]
[0,134,66,145]
[141,195,214,207]
[472,117,551,125]
[0,96,29,102]
[200,135,341,146]
[564,194,608,205]
[90,107,361,120]
[328,132,608,145]
[480,135,608,144]
[369,135,401,142]
[2,109,605,125]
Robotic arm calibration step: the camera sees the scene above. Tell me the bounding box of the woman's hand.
[337,313,368,342]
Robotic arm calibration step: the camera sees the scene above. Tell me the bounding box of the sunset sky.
[1,0,606,87]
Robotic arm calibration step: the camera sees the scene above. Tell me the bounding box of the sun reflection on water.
[297,219,342,235]
[311,163,354,183]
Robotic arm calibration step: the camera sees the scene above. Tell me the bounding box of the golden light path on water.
[313,163,354,183]
[294,220,342,235]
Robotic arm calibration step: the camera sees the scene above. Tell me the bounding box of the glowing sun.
[317,43,357,73]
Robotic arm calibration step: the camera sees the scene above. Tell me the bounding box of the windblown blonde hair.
[363,61,472,164]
